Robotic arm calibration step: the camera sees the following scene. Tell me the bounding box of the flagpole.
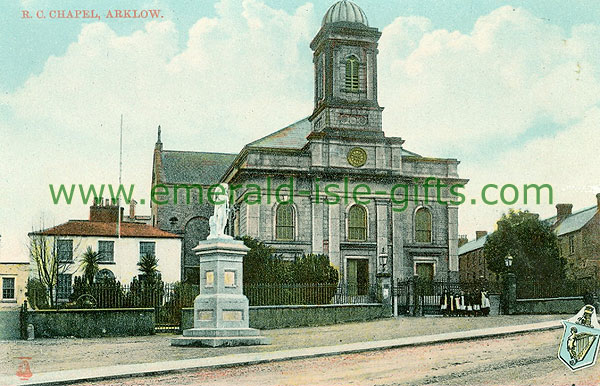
[118,114,123,238]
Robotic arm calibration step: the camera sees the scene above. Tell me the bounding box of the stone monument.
[171,184,270,347]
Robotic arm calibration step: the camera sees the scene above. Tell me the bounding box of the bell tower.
[309,0,383,136]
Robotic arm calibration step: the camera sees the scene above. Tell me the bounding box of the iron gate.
[394,279,481,316]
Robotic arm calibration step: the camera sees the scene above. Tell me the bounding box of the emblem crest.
[558,305,600,371]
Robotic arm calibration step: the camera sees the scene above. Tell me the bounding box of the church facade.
[151,0,467,287]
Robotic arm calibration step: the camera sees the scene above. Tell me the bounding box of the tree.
[80,246,102,285]
[138,252,160,284]
[239,236,291,284]
[484,210,564,283]
[28,232,74,308]
[291,254,339,285]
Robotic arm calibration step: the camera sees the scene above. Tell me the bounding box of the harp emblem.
[559,305,600,371]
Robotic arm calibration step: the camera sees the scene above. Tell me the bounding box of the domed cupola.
[309,1,383,136]
[322,0,369,27]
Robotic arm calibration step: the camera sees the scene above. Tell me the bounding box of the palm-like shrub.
[80,246,102,285]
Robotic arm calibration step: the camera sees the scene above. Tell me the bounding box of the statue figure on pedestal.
[207,183,232,240]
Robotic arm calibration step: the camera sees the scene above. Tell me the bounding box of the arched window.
[348,205,367,241]
[275,204,294,241]
[345,56,359,91]
[95,269,115,283]
[415,207,432,243]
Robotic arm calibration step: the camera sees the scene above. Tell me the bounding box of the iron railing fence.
[244,283,381,306]
[27,282,199,310]
[28,281,381,309]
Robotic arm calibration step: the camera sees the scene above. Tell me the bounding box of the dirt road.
[80,329,599,386]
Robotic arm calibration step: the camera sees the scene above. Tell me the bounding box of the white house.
[29,200,182,300]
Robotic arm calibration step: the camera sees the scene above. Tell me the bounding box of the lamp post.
[504,254,516,315]
[376,247,391,311]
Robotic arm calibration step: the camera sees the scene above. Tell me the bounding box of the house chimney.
[90,200,121,222]
[556,203,573,223]
[476,231,488,240]
[129,199,137,219]
[458,235,468,247]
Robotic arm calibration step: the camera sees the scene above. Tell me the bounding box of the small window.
[2,277,15,300]
[348,205,367,241]
[139,241,156,259]
[275,204,294,241]
[345,56,359,91]
[57,274,72,300]
[569,235,575,255]
[98,241,114,262]
[57,239,73,262]
[415,208,432,243]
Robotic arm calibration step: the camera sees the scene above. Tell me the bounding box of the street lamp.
[504,254,513,269]
[378,248,388,273]
[503,254,515,315]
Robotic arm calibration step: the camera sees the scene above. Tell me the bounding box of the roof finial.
[157,125,162,143]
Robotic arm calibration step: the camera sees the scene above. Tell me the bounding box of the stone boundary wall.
[27,308,155,338]
[182,303,391,331]
[0,310,21,340]
[514,297,585,315]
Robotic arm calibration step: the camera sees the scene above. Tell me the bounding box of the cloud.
[379,6,600,157]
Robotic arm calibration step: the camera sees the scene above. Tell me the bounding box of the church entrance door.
[347,258,369,296]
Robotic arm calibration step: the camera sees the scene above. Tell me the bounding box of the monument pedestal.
[171,238,270,347]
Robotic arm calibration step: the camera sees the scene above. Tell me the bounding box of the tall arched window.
[348,205,367,241]
[415,207,432,243]
[276,204,294,241]
[345,56,359,91]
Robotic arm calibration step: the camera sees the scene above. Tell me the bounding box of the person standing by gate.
[481,288,490,316]
[440,290,449,316]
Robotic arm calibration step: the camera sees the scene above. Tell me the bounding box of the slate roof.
[247,118,312,150]
[247,116,422,156]
[553,206,597,236]
[160,151,237,185]
[30,220,181,239]
[458,234,489,255]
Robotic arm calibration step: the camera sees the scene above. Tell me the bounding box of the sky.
[1,0,599,261]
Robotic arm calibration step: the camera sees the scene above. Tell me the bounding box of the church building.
[151,0,467,287]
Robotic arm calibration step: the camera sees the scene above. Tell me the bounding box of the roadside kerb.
[5,319,562,386]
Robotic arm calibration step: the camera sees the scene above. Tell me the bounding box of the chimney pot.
[129,199,137,220]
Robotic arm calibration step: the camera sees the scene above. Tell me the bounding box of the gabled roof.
[246,116,422,156]
[458,234,489,255]
[247,118,312,150]
[160,151,236,185]
[553,206,597,236]
[30,221,181,239]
